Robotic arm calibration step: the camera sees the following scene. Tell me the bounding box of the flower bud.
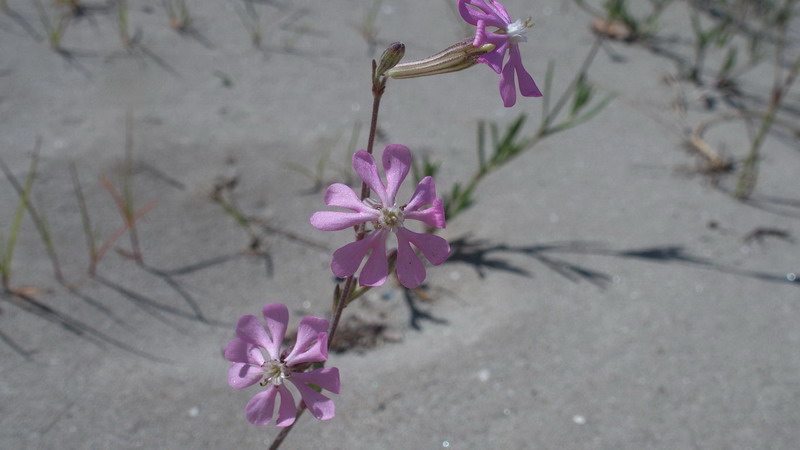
[375,42,406,78]
[385,40,495,79]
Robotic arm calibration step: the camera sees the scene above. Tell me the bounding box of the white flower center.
[378,205,404,230]
[260,359,289,387]
[363,198,406,231]
[506,19,530,44]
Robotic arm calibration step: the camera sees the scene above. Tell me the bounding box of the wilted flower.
[310,144,450,289]
[458,0,542,106]
[385,39,495,80]
[225,303,340,427]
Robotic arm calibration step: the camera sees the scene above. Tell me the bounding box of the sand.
[1,0,799,448]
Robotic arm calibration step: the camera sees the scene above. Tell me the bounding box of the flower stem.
[267,405,306,450]
[268,59,388,450]
[359,62,386,199]
[328,275,357,348]
[329,64,387,342]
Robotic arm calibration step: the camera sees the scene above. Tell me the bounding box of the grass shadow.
[1,288,165,361]
[447,234,798,288]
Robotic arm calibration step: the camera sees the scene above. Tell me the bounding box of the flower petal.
[244,386,280,426]
[291,367,341,394]
[478,53,503,74]
[458,0,508,28]
[510,46,541,97]
[330,230,385,279]
[405,198,446,229]
[472,19,487,47]
[485,0,511,23]
[261,303,289,360]
[290,374,338,421]
[359,230,389,286]
[401,228,451,266]
[395,230,427,289]
[405,176,436,212]
[235,314,276,356]
[323,183,372,212]
[458,0,483,25]
[499,56,517,107]
[353,150,389,206]
[310,211,376,231]
[285,316,330,366]
[477,35,508,74]
[224,338,265,366]
[228,362,264,389]
[382,144,412,205]
[274,385,298,427]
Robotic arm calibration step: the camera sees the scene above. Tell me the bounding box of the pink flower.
[458,0,542,107]
[224,303,340,427]
[310,144,450,289]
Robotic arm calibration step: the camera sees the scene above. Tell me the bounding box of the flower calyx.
[386,40,496,79]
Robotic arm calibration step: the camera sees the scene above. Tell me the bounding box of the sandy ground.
[1,0,799,448]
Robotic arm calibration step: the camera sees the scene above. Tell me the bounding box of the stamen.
[524,17,534,29]
[506,18,531,44]
[377,205,404,230]
[258,359,289,387]
[363,197,381,209]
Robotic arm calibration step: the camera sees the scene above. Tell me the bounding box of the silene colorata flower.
[310,144,450,289]
[458,0,542,106]
[225,303,340,427]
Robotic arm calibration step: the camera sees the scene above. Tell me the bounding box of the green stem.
[0,145,63,284]
[1,142,39,289]
[70,162,98,275]
[541,37,602,133]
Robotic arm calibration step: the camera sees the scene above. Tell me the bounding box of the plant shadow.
[446,234,797,288]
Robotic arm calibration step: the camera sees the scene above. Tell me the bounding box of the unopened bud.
[385,40,495,79]
[376,42,406,78]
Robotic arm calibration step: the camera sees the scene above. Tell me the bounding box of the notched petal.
[510,47,542,97]
[291,378,337,421]
[261,303,289,360]
[382,144,412,204]
[224,338,265,366]
[244,387,280,426]
[359,231,389,286]
[405,198,446,229]
[310,211,375,231]
[330,233,376,278]
[235,314,273,352]
[405,176,436,212]
[395,231,427,289]
[274,385,297,427]
[285,316,330,366]
[400,228,451,266]
[353,150,389,205]
[228,362,264,389]
[499,58,517,107]
[292,367,341,394]
[323,183,371,211]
